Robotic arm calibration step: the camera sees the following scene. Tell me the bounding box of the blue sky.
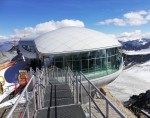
[0,0,150,37]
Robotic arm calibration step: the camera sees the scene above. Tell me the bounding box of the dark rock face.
[119,38,150,51]
[124,90,150,118]
[123,54,150,65]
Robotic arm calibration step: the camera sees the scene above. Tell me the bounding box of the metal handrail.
[6,68,47,118]
[6,75,35,118]
[50,66,126,118]
[7,65,126,118]
[78,80,105,118]
[80,72,126,118]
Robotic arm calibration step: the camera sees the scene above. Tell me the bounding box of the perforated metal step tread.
[44,98,74,107]
[45,84,70,93]
[35,104,86,118]
[44,89,73,100]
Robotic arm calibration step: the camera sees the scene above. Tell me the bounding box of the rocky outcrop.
[124,90,150,118]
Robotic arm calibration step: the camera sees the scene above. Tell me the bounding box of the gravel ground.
[82,88,136,118]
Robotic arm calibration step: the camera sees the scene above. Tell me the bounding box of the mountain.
[119,38,150,51]
[8,45,18,52]
[0,41,14,52]
[119,38,150,65]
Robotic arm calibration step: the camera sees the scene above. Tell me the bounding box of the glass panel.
[72,53,80,60]
[81,59,88,73]
[89,51,96,59]
[65,54,72,61]
[107,48,117,56]
[101,49,106,57]
[55,61,63,68]
[80,52,88,59]
[102,57,107,70]
[73,60,80,71]
[89,58,96,73]
[22,45,36,53]
[49,48,121,80]
[95,58,101,71]
[55,56,63,62]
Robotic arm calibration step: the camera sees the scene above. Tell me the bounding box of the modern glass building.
[51,48,122,80]
[19,27,123,87]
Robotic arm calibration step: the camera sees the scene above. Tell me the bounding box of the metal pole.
[73,78,75,104]
[80,74,82,104]
[25,90,29,118]
[76,73,79,104]
[89,83,91,118]
[33,86,37,112]
[106,101,109,118]
[57,68,58,81]
[65,67,68,84]
[37,68,41,109]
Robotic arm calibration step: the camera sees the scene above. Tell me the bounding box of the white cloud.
[14,19,85,38]
[99,18,126,26]
[97,10,150,26]
[116,30,150,42]
[0,19,85,41]
[0,35,9,40]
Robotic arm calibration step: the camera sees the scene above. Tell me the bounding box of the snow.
[0,95,26,108]
[0,92,32,108]
[106,61,150,102]
[122,48,150,55]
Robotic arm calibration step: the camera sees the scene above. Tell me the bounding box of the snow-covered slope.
[106,61,150,102]
[119,38,150,55]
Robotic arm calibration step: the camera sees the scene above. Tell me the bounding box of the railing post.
[45,68,50,86]
[106,101,109,118]
[89,82,91,118]
[30,67,32,78]
[52,66,54,79]
[73,77,75,104]
[79,74,82,104]
[25,90,29,118]
[37,68,41,109]
[33,81,37,112]
[65,67,68,84]
[76,73,79,104]
[57,68,58,81]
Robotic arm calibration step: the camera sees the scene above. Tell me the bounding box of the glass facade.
[46,47,122,80]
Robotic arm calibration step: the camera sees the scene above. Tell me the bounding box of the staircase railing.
[6,67,47,118]
[7,66,126,118]
[49,66,126,118]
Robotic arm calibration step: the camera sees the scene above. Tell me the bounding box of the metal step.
[43,98,74,107]
[49,81,61,85]
[35,104,86,118]
[45,84,70,93]
[44,89,73,100]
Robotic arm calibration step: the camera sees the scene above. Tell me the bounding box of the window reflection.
[51,47,122,80]
[22,45,36,53]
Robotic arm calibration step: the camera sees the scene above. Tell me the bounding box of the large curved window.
[50,47,122,80]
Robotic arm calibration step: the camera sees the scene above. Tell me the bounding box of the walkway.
[35,78,86,118]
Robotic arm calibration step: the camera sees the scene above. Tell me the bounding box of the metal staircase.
[6,67,126,118]
[35,78,86,118]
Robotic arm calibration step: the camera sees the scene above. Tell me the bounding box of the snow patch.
[106,61,150,102]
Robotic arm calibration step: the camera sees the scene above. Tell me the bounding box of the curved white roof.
[34,27,121,54]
